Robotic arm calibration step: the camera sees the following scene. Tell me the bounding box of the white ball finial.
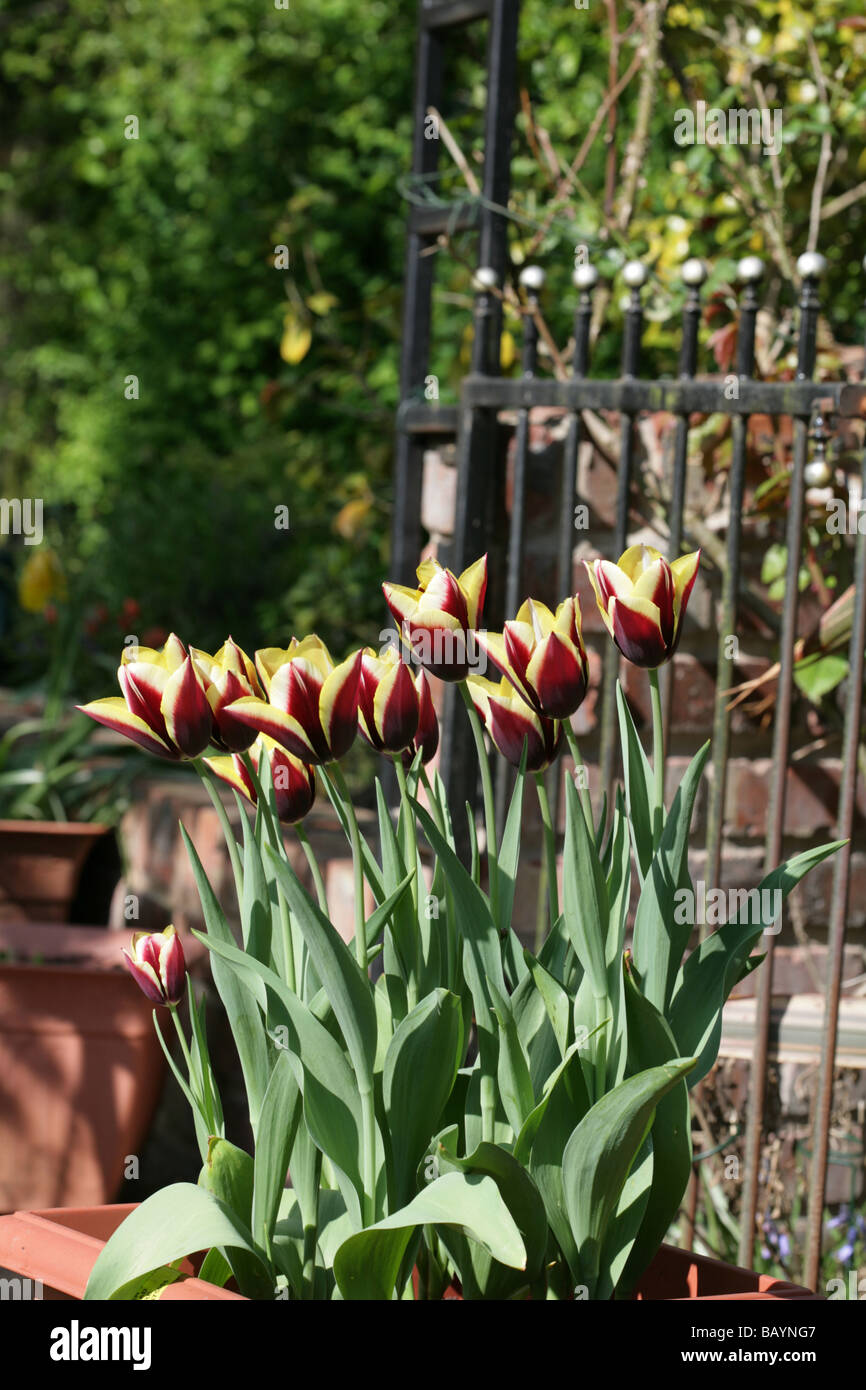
[573,263,599,290]
[623,260,648,288]
[519,265,545,292]
[682,258,708,286]
[473,266,498,291]
[796,251,827,280]
[737,256,765,283]
[804,460,832,487]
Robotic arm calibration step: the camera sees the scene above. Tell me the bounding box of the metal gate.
[391,0,866,1287]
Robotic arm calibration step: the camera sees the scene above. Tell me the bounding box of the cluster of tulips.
[81,542,700,852]
[82,546,839,1302]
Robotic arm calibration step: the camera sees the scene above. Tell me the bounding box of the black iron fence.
[391,0,866,1292]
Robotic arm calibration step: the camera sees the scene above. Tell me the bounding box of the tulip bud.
[358,647,420,754]
[585,545,701,669]
[204,736,316,826]
[477,596,589,720]
[383,555,487,682]
[122,926,186,1007]
[466,675,562,772]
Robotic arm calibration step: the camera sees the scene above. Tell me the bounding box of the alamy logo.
[674,101,783,157]
[49,1321,152,1371]
[0,497,43,545]
[673,881,782,934]
[0,1275,42,1299]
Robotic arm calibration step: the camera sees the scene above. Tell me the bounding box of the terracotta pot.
[421,1244,822,1300]
[0,820,111,921]
[633,1243,821,1300]
[0,1203,244,1300]
[0,922,170,1212]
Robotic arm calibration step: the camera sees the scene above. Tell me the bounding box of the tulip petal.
[320,649,363,761]
[203,753,256,804]
[122,950,166,1005]
[525,631,588,719]
[671,549,701,619]
[609,595,668,668]
[254,645,296,696]
[417,565,468,627]
[77,698,179,759]
[617,544,664,584]
[632,558,676,646]
[458,554,488,628]
[382,581,422,630]
[372,656,419,752]
[161,657,214,758]
[474,629,513,684]
[158,928,186,1005]
[413,671,439,764]
[118,662,169,733]
[225,697,320,763]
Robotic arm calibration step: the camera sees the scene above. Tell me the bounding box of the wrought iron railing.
[392,0,866,1293]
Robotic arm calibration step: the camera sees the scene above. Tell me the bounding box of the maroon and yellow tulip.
[477,596,588,720]
[122,925,186,1006]
[226,635,363,765]
[190,638,264,752]
[357,647,421,755]
[79,633,213,759]
[205,735,316,826]
[466,674,562,772]
[382,555,487,681]
[585,545,701,669]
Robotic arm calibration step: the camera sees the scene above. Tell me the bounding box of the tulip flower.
[585,545,701,668]
[205,735,316,825]
[357,646,421,755]
[79,633,213,759]
[190,638,264,752]
[122,925,186,1007]
[383,555,487,681]
[226,635,362,764]
[465,674,562,772]
[477,596,589,720]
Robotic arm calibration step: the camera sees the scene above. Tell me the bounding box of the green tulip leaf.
[85,1183,271,1301]
[333,1172,526,1300]
[383,988,464,1207]
[668,840,845,1086]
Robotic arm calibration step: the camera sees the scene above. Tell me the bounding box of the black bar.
[459,375,842,417]
[420,0,492,29]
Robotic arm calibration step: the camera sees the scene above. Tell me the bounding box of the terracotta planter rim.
[0,819,111,836]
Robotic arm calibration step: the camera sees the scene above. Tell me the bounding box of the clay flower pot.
[0,1204,245,1300]
[633,1243,821,1301]
[0,923,171,1212]
[0,820,110,921]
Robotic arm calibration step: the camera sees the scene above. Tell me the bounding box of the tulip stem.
[168,1002,212,1132]
[239,750,297,992]
[195,760,244,898]
[563,723,593,832]
[533,771,559,947]
[648,667,665,846]
[393,759,419,911]
[458,682,499,924]
[325,763,367,971]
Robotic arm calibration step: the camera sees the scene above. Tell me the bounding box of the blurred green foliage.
[2,0,866,694]
[1,0,417,687]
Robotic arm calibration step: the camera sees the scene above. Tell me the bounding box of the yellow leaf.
[280,311,312,364]
[306,292,338,316]
[500,330,516,371]
[333,497,372,540]
[18,549,67,613]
